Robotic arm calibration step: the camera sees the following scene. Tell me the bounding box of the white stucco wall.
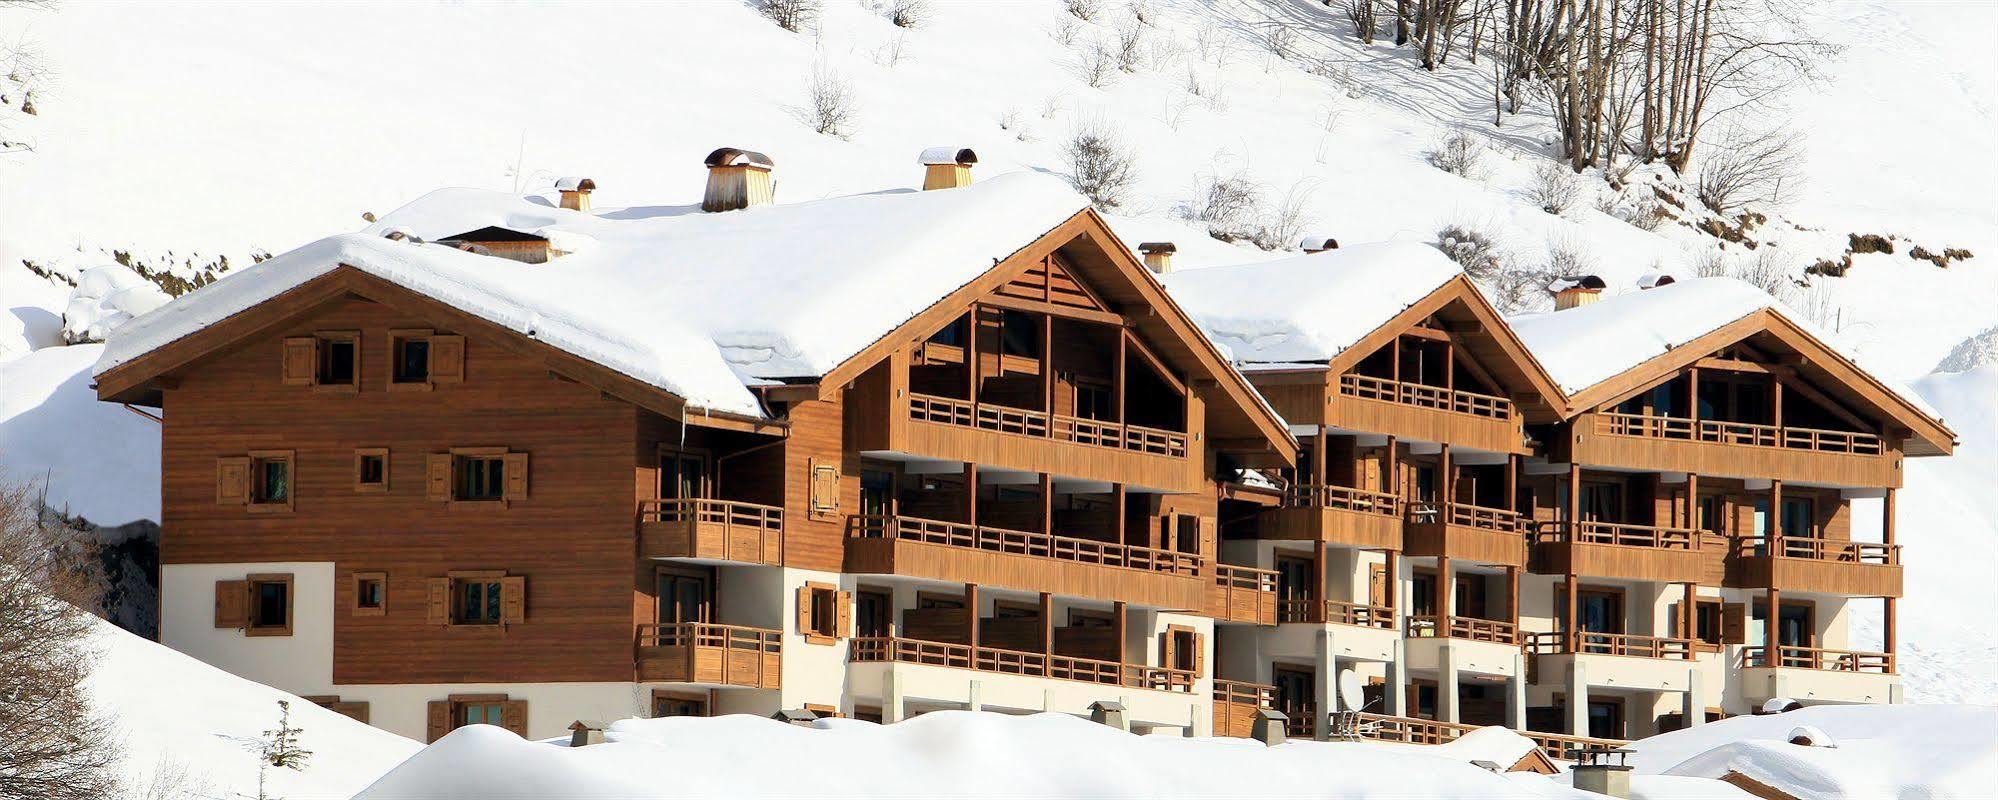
[161,562,337,693]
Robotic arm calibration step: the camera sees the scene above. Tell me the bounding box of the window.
[458,699,504,726]
[429,449,525,505]
[316,333,358,389]
[796,582,847,645]
[652,691,708,718]
[389,329,464,390]
[1580,482,1625,523]
[456,454,505,501]
[247,574,292,636]
[1068,609,1114,628]
[1780,497,1818,538]
[249,451,293,512]
[455,577,504,625]
[1074,379,1113,421]
[926,318,965,348]
[918,593,964,611]
[999,309,1039,357]
[354,448,388,493]
[392,332,430,385]
[856,589,892,638]
[428,694,525,742]
[353,572,386,616]
[992,601,1039,620]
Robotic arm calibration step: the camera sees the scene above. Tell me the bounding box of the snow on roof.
[1545,275,1605,293]
[1158,242,1463,365]
[917,146,978,166]
[553,176,594,192]
[95,171,1089,418]
[1623,703,1996,799]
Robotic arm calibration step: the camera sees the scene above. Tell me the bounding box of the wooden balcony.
[1530,521,1703,583]
[1277,599,1396,630]
[1264,485,1404,549]
[1327,374,1527,455]
[1526,631,1694,660]
[882,393,1196,491]
[1743,645,1894,674]
[1357,713,1629,762]
[1207,565,1278,625]
[1404,503,1528,567]
[849,636,1196,693]
[635,623,781,688]
[1727,536,1903,597]
[1568,412,1899,487]
[1405,614,1520,645]
[844,515,1206,608]
[1212,680,1275,737]
[637,499,784,565]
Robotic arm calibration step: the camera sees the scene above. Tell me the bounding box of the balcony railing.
[1533,521,1699,550]
[1743,645,1895,673]
[1408,501,1525,533]
[1276,598,1396,629]
[638,498,785,563]
[1732,536,1899,565]
[849,515,1203,576]
[638,621,783,652]
[1281,484,1402,518]
[1596,412,1884,456]
[1339,374,1514,419]
[1526,631,1694,660]
[907,393,1188,458]
[1212,680,1276,738]
[1406,614,1519,645]
[849,636,1196,693]
[635,622,783,688]
[1214,564,1279,593]
[1356,713,1629,762]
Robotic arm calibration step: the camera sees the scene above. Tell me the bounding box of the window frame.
[388,328,435,391]
[247,450,295,513]
[450,447,508,506]
[798,581,842,645]
[354,447,389,493]
[245,573,294,637]
[312,330,361,393]
[452,574,507,626]
[353,571,387,617]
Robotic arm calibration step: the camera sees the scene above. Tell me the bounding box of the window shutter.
[500,699,528,737]
[809,459,839,519]
[426,701,450,743]
[426,578,451,625]
[795,586,813,636]
[501,576,526,625]
[1160,631,1177,670]
[431,335,466,383]
[834,591,852,638]
[216,457,251,505]
[214,579,249,628]
[1192,632,1206,676]
[503,452,529,501]
[1722,603,1747,645]
[282,337,316,386]
[426,453,452,501]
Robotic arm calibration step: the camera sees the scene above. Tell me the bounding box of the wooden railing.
[1281,484,1402,518]
[1215,564,1279,594]
[1596,412,1884,456]
[1743,645,1895,673]
[1407,501,1524,533]
[1527,631,1694,660]
[638,498,785,561]
[1533,521,1699,550]
[849,515,1204,575]
[1525,730,1633,762]
[1405,614,1519,644]
[907,393,1188,458]
[1732,536,1899,565]
[1278,598,1396,628]
[1339,374,1514,419]
[1357,713,1628,761]
[848,636,1197,692]
[636,622,783,654]
[1213,679,1276,708]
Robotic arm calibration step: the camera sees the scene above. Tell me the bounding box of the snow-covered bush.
[1425,130,1484,179]
[1049,12,1082,46]
[1262,23,1296,60]
[802,63,857,138]
[1128,0,1154,26]
[63,264,171,344]
[1065,0,1100,22]
[1934,326,1998,373]
[1527,160,1583,214]
[757,0,820,32]
[1434,223,1504,281]
[1062,121,1138,210]
[1248,181,1315,252]
[1539,237,1598,278]
[1187,172,1262,242]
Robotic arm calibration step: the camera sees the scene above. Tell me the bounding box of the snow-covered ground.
[0,343,158,526]
[84,614,420,799]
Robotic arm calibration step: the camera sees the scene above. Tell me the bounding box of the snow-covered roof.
[1631,704,1997,799]
[1157,242,1463,365]
[917,146,978,166]
[95,171,1090,418]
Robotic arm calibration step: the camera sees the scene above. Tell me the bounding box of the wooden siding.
[1403,522,1528,567]
[845,536,1206,609]
[1207,565,1279,625]
[1530,541,1705,584]
[1262,506,1404,549]
[898,415,1200,492]
[159,296,638,685]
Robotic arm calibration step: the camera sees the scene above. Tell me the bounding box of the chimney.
[771,708,819,726]
[1571,749,1634,798]
[702,148,775,212]
[1301,236,1340,254]
[555,177,596,212]
[1137,242,1176,274]
[1251,708,1288,746]
[1636,272,1677,290]
[1549,275,1606,310]
[567,720,606,747]
[1087,700,1129,732]
[919,147,978,190]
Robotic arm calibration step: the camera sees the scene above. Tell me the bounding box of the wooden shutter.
[1160,630,1177,670]
[809,459,839,519]
[426,453,452,501]
[834,591,852,638]
[796,586,813,636]
[431,334,466,383]
[426,701,450,743]
[1192,632,1206,676]
[503,452,529,501]
[426,578,451,625]
[501,576,526,625]
[214,579,249,628]
[500,699,528,737]
[1722,603,1747,644]
[216,457,251,505]
[282,337,316,385]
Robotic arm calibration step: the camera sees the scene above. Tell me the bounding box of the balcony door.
[659,449,708,501]
[1777,602,1814,649]
[1579,482,1625,524]
[1780,497,1818,540]
[860,469,896,518]
[655,566,712,625]
[1272,665,1315,726]
[1276,555,1315,606]
[1577,588,1623,635]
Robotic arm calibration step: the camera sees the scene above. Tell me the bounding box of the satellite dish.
[1337,669,1366,711]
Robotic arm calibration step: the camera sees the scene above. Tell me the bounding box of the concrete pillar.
[967,680,982,713]
[1889,681,1904,705]
[885,668,906,723]
[1438,642,1460,724]
[1566,660,1589,736]
[1683,668,1704,727]
[1386,639,1409,717]
[1316,629,1337,739]
[1507,652,1528,731]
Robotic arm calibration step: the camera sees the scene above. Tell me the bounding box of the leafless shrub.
[757,0,821,32]
[1792,280,1841,330]
[1694,249,1730,278]
[1072,41,1119,88]
[888,0,930,28]
[803,63,858,138]
[1425,130,1485,179]
[129,755,215,800]
[1049,12,1082,46]
[1041,93,1066,119]
[1128,0,1155,25]
[1194,22,1222,63]
[1249,181,1317,251]
[1320,107,1342,133]
[0,479,118,800]
[997,107,1021,131]
[1696,127,1805,214]
[1062,121,1139,210]
[1615,199,1670,232]
[1115,24,1145,73]
[1540,237,1599,278]
[1065,0,1100,21]
[871,35,910,67]
[1263,23,1297,60]
[1527,160,1584,214]
[1733,247,1796,297]
[1434,223,1505,281]
[1186,171,1263,242]
[1486,263,1558,314]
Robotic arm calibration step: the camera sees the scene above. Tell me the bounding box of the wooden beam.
[964,463,979,526]
[1438,556,1453,621]
[1682,582,1696,641]
[1695,357,1773,374]
[1763,589,1779,662]
[1384,549,1399,612]
[967,583,981,648]
[1041,312,1055,414]
[1313,426,1328,487]
[1039,472,1054,536]
[1120,327,1189,396]
[978,293,1124,327]
[1402,325,1451,342]
[1506,566,1519,625]
[1114,601,1128,665]
[966,308,980,407]
[1114,483,1127,546]
[1114,332,1127,423]
[1775,372,1873,432]
[1040,592,1055,656]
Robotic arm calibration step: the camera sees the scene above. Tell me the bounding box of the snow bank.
[83,614,419,798]
[357,710,1591,799]
[1621,704,1997,799]
[62,264,170,343]
[1158,242,1462,364]
[0,344,158,525]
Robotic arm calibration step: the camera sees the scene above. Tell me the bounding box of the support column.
[1566,660,1589,736]
[1687,472,1701,528]
[1683,667,1704,728]
[964,463,979,526]
[1506,566,1520,628]
[966,583,981,648]
[884,668,905,723]
[1505,454,1519,512]
[1040,592,1054,656]
[1769,479,1784,552]
[1385,436,1400,499]
[1565,461,1581,653]
[1682,583,1697,641]
[1437,556,1454,628]
[1385,639,1409,717]
[1772,378,1784,430]
[1885,487,1898,666]
[1507,652,1528,731]
[1385,549,1401,614]
[1041,312,1054,414]
[1438,643,1460,723]
[1113,483,1128,547]
[1314,425,1328,487]
[1763,588,1780,665]
[1114,601,1128,666]
[966,306,980,407]
[1114,329,1126,424]
[1316,633,1336,739]
[1439,443,1454,508]
[1315,544,1330,614]
[1039,473,1053,536]
[967,680,983,712]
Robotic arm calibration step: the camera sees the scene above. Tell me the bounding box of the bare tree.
[1062,121,1139,210]
[757,0,820,33]
[1115,24,1145,73]
[0,480,118,800]
[1695,125,1803,213]
[1344,0,1379,44]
